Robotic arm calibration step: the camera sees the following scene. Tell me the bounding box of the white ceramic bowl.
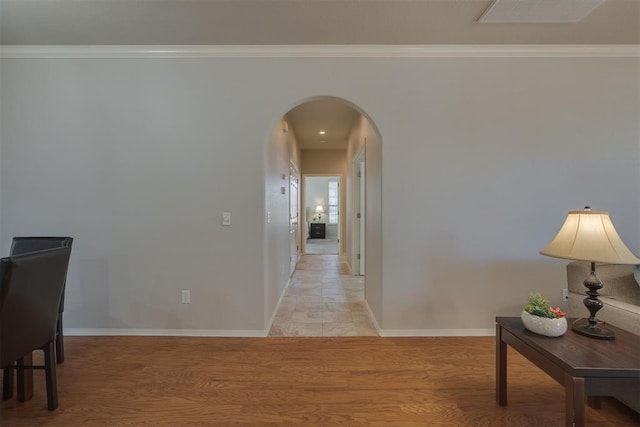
[521,310,567,337]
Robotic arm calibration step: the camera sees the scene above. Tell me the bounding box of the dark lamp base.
[571,319,615,340]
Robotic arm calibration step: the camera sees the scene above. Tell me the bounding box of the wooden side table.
[496,316,640,427]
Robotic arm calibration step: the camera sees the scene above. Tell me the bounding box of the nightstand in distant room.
[309,223,326,239]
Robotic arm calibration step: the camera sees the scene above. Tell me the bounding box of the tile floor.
[305,238,339,254]
[268,253,378,337]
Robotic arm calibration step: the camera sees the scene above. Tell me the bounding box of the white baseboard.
[362,300,493,337]
[379,328,495,337]
[265,277,292,333]
[65,327,494,338]
[65,328,267,337]
[363,300,382,335]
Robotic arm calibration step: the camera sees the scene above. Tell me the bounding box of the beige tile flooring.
[268,253,378,337]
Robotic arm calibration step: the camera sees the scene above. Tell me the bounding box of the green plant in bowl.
[524,292,565,319]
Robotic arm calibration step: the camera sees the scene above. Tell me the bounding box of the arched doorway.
[264,96,383,336]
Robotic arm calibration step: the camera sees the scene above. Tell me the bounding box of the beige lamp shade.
[315,205,324,214]
[540,208,640,264]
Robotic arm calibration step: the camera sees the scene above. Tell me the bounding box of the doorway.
[304,175,340,255]
[352,149,365,275]
[289,162,300,275]
[266,96,383,336]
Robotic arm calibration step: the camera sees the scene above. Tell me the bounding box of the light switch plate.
[181,290,191,304]
[222,212,231,226]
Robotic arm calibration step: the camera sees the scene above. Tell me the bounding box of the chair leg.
[16,355,33,402]
[43,342,58,410]
[2,367,14,400]
[56,313,65,364]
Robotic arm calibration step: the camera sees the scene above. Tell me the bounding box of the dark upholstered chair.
[10,237,73,363]
[1,247,72,410]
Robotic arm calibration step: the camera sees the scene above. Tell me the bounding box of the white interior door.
[352,151,365,276]
[359,159,365,275]
[289,163,300,276]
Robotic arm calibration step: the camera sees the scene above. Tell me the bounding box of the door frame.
[352,149,365,275]
[289,161,300,276]
[301,174,342,255]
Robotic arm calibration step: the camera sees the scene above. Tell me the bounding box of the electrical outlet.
[181,290,191,304]
[562,288,569,302]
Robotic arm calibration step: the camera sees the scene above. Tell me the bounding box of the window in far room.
[328,181,339,225]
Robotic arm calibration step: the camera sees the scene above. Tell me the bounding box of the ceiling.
[2,0,638,152]
[285,99,360,151]
[1,0,638,46]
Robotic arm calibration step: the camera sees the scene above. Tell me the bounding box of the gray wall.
[264,117,299,328]
[1,51,638,335]
[346,114,383,326]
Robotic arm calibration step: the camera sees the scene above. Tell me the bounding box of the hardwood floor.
[2,336,638,426]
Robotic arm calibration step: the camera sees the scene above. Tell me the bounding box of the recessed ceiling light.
[319,130,326,135]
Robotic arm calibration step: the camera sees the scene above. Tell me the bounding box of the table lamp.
[540,206,640,340]
[315,205,324,221]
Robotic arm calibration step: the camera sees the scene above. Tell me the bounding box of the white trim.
[65,328,267,337]
[265,277,292,333]
[379,328,495,337]
[65,327,494,338]
[364,300,381,336]
[1,45,638,59]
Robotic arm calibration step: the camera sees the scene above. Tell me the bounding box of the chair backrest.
[10,237,73,256]
[10,237,73,312]
[0,247,72,367]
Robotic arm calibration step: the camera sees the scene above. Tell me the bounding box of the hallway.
[268,254,377,336]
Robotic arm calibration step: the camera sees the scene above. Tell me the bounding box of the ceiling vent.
[479,0,606,23]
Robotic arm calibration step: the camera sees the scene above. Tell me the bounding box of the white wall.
[1,51,638,335]
[377,57,640,333]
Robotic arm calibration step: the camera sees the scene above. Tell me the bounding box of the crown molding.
[1,44,639,59]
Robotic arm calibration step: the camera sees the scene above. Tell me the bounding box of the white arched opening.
[264,96,383,334]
